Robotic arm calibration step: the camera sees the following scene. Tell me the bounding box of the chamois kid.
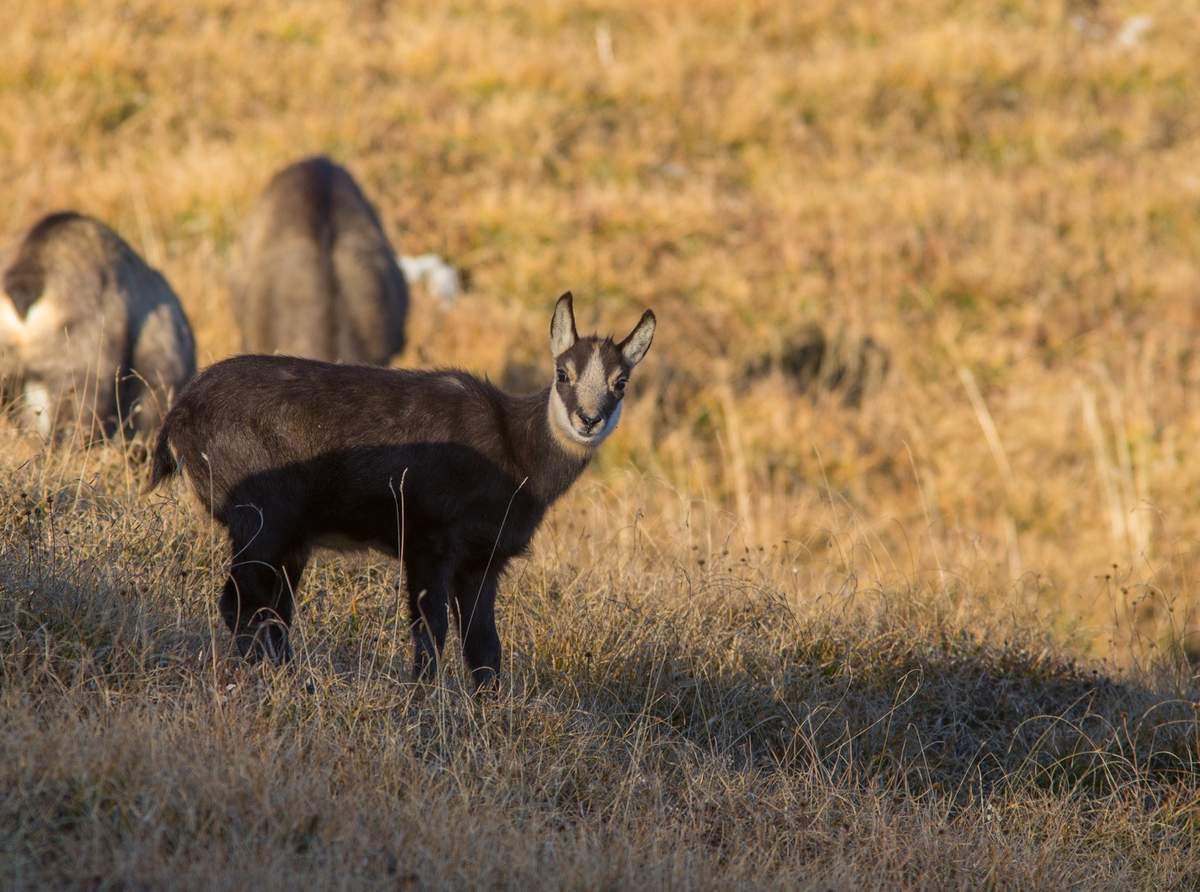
[149,294,655,689]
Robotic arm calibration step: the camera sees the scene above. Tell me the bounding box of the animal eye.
[556,367,569,385]
[614,377,628,393]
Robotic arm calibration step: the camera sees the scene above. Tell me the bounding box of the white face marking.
[548,383,621,453]
[574,345,607,417]
[22,381,53,438]
[549,387,589,453]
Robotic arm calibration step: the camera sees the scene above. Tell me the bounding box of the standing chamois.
[232,156,409,365]
[148,294,656,689]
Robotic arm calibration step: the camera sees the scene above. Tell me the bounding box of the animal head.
[548,292,655,451]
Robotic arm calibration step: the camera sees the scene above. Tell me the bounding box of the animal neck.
[501,386,594,505]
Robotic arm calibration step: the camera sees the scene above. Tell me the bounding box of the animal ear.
[618,309,656,367]
[550,292,578,356]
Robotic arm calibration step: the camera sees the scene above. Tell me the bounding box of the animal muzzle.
[575,410,605,435]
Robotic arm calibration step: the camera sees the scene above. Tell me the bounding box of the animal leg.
[219,534,308,665]
[452,565,501,692]
[403,554,450,681]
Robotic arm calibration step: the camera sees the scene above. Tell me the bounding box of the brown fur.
[0,212,196,439]
[233,156,408,364]
[148,294,655,689]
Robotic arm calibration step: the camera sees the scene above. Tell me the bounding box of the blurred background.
[4,0,1200,662]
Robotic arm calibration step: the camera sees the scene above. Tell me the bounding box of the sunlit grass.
[3,0,1200,886]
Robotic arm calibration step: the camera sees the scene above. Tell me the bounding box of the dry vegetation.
[4,0,1200,887]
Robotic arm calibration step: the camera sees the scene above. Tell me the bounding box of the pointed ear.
[618,309,656,367]
[550,292,577,356]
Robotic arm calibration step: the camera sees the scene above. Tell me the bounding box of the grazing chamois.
[0,212,196,439]
[148,293,656,689]
[233,156,409,364]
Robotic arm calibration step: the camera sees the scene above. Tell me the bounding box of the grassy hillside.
[3,0,1200,887]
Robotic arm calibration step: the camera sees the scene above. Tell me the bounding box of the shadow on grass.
[514,612,1200,805]
[0,541,218,695]
[4,541,1198,811]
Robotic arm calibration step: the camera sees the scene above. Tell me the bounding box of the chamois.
[148,294,656,689]
[0,212,196,439]
[232,156,409,364]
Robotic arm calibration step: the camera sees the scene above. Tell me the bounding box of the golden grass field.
[4,0,1200,887]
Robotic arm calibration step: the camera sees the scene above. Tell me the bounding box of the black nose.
[578,411,602,428]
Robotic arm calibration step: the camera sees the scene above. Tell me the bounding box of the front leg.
[452,563,502,692]
[403,554,450,682]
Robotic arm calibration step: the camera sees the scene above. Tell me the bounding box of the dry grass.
[3,0,1200,887]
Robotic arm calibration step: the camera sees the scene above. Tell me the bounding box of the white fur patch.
[22,381,53,438]
[574,346,607,417]
[548,386,621,453]
[0,299,21,339]
[0,296,64,348]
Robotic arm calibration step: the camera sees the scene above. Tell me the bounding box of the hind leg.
[219,520,308,665]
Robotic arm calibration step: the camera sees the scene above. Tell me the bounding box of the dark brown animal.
[233,156,408,364]
[148,293,655,689]
[0,212,196,439]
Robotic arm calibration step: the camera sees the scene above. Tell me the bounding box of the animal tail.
[146,411,180,492]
